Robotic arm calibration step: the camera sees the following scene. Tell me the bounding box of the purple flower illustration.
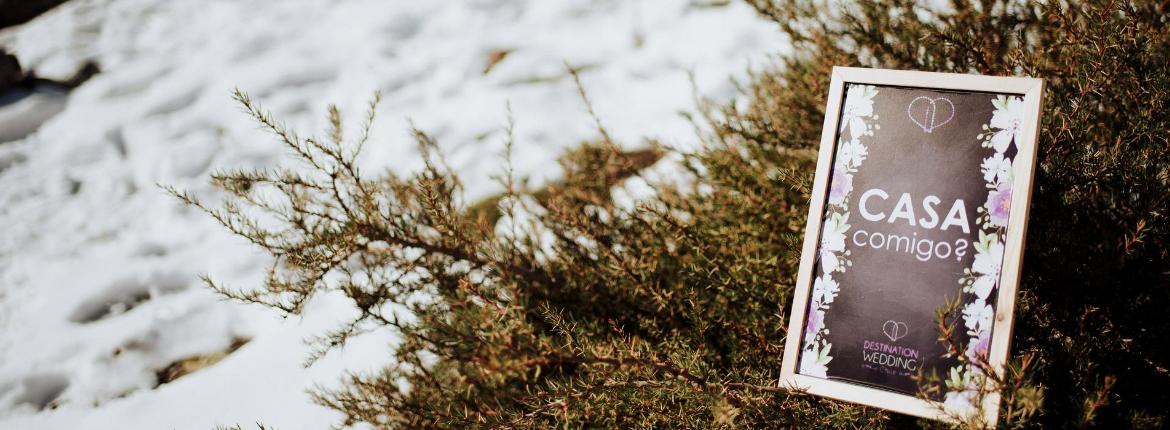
[827,163,853,206]
[805,301,824,340]
[985,181,1013,227]
[965,329,991,363]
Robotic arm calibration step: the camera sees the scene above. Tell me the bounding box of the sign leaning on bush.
[780,67,1044,424]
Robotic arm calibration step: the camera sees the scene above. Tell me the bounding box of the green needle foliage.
[178,0,1168,428]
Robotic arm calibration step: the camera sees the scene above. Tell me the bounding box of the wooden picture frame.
[778,67,1045,425]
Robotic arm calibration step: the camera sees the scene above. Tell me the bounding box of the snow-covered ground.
[0,0,785,428]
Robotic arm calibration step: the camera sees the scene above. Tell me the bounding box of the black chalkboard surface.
[780,68,1044,424]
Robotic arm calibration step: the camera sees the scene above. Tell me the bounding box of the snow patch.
[0,0,787,428]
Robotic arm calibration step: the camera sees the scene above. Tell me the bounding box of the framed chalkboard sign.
[779,67,1044,423]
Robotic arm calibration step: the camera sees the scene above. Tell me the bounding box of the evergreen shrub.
[179,0,1168,427]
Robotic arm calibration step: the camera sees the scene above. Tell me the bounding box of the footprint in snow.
[144,84,203,118]
[68,271,192,324]
[0,373,70,412]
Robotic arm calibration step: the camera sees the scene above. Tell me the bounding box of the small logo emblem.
[882,320,908,342]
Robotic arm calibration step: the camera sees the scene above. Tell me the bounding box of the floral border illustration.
[942,95,1025,411]
[799,84,880,378]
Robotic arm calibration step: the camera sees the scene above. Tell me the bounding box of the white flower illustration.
[839,138,868,168]
[840,85,877,140]
[989,96,1025,153]
[971,238,1004,300]
[799,342,832,378]
[980,152,1013,185]
[942,364,987,417]
[962,300,995,334]
[813,274,840,305]
[943,389,979,414]
[819,214,848,273]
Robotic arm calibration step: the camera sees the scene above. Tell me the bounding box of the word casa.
[857,189,971,234]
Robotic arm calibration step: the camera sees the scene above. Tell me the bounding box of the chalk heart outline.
[882,320,909,342]
[907,96,955,133]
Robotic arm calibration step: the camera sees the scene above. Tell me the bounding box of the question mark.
[954,239,969,261]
